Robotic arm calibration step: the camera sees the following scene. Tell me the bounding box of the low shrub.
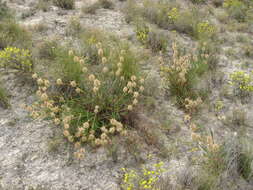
[0,82,9,109]
[26,41,144,158]
[0,20,32,49]
[135,24,168,53]
[229,70,253,98]
[121,162,165,190]
[0,47,33,72]
[223,0,248,22]
[53,0,74,9]
[99,0,114,9]
[0,0,12,20]
[65,17,82,36]
[160,43,209,108]
[37,40,59,60]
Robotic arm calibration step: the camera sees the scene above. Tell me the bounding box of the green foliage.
[196,21,217,40]
[0,0,12,20]
[160,43,209,107]
[0,47,33,72]
[82,0,113,14]
[99,0,114,9]
[0,82,9,109]
[142,0,172,28]
[65,17,82,36]
[229,70,253,98]
[0,20,32,49]
[191,0,207,4]
[27,36,144,155]
[36,0,51,12]
[37,40,59,60]
[135,24,168,53]
[53,0,74,9]
[223,0,249,22]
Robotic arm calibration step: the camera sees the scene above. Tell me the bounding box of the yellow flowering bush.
[136,24,149,45]
[121,162,165,190]
[167,7,179,23]
[0,46,33,72]
[229,70,253,98]
[196,21,216,39]
[26,43,144,159]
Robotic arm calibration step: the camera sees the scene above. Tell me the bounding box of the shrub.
[223,0,248,22]
[0,20,32,49]
[0,82,9,109]
[123,0,142,23]
[53,0,74,9]
[191,0,207,4]
[142,0,172,29]
[160,43,209,108]
[82,2,100,14]
[65,17,82,36]
[37,40,59,60]
[121,162,165,190]
[136,24,168,53]
[0,47,33,72]
[26,42,144,158]
[0,0,11,20]
[229,70,253,98]
[196,21,217,40]
[36,0,51,12]
[99,0,114,9]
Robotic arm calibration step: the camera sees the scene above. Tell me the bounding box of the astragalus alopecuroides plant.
[160,43,208,109]
[26,43,144,159]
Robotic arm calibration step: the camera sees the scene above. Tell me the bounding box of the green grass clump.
[82,0,114,15]
[160,43,209,108]
[0,82,9,109]
[223,0,253,22]
[26,34,144,158]
[0,0,12,21]
[53,0,74,9]
[0,20,32,49]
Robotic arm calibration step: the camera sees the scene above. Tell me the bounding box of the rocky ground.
[1,0,253,189]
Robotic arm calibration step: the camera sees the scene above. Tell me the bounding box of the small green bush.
[223,0,248,22]
[53,0,74,9]
[37,40,59,60]
[27,42,144,158]
[0,20,32,49]
[135,24,168,52]
[82,3,100,14]
[0,82,9,109]
[99,0,114,9]
[0,0,12,20]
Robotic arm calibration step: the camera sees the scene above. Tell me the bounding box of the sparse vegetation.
[53,0,74,9]
[1,0,253,189]
[0,81,9,108]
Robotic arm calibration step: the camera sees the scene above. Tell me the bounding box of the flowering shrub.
[167,7,179,23]
[229,70,253,98]
[26,43,144,158]
[196,21,216,39]
[136,24,149,45]
[121,162,165,190]
[160,43,208,108]
[0,47,33,72]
